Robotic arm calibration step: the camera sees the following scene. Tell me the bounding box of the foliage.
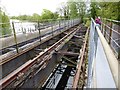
[85,18,90,27]
[90,2,120,21]
[41,9,54,20]
[32,13,41,21]
[90,2,97,19]
[56,2,69,19]
[76,1,86,22]
[11,9,59,22]
[57,0,86,21]
[0,10,11,36]
[67,0,78,19]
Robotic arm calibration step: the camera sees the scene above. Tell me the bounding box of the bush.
[85,19,90,27]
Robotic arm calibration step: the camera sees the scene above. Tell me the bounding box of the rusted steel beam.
[62,56,77,65]
[73,35,83,39]
[0,26,68,65]
[0,25,80,89]
[55,51,79,56]
[58,62,76,67]
[72,27,89,88]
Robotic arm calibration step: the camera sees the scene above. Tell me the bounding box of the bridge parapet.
[87,18,119,89]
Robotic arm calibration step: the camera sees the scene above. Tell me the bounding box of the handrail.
[91,18,119,88]
[101,22,120,36]
[101,18,120,59]
[103,18,120,23]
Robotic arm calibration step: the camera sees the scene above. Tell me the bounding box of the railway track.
[0,23,87,89]
[0,26,76,79]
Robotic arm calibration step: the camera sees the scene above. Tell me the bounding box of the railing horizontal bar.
[92,18,119,88]
[102,22,120,35]
[103,18,120,23]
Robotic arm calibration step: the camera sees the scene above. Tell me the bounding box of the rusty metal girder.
[62,56,77,65]
[0,25,81,89]
[72,27,89,88]
[55,51,79,56]
[0,27,67,66]
[73,35,83,39]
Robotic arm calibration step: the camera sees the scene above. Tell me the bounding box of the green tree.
[90,2,97,19]
[10,9,59,22]
[32,13,41,21]
[67,0,78,19]
[90,2,120,22]
[53,12,59,19]
[41,9,54,20]
[76,1,86,23]
[0,9,11,36]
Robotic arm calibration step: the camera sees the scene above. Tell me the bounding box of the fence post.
[68,19,69,28]
[59,19,61,32]
[51,21,54,36]
[73,19,74,26]
[71,19,73,26]
[65,18,66,29]
[108,20,113,45]
[104,18,107,38]
[118,48,120,60]
[101,18,104,33]
[21,27,24,34]
[38,21,41,41]
[12,22,19,53]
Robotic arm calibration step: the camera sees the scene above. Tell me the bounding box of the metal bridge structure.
[0,18,120,89]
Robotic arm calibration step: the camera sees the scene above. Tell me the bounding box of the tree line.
[90,2,120,21]
[11,0,86,23]
[11,9,59,22]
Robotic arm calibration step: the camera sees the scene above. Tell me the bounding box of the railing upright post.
[65,18,66,29]
[12,22,19,53]
[71,19,72,27]
[73,19,74,26]
[101,18,104,33]
[59,19,61,32]
[108,20,113,45]
[118,49,120,60]
[72,19,73,26]
[38,21,41,41]
[24,28,26,34]
[68,19,69,28]
[104,18,107,38]
[51,21,54,36]
[21,27,24,34]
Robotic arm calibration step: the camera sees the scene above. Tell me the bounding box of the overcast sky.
[1,0,67,16]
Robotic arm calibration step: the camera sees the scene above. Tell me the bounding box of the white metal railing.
[0,18,80,56]
[87,18,119,88]
[101,18,120,60]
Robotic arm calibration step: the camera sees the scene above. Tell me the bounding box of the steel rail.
[0,25,80,89]
[72,27,89,88]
